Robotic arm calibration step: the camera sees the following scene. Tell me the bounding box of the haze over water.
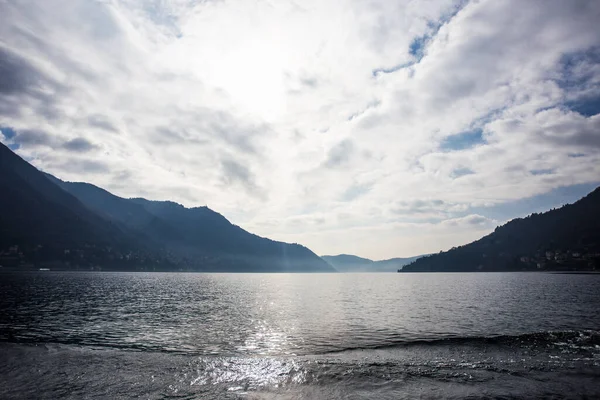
[1,272,599,399]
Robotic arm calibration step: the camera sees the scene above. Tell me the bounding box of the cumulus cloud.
[12,129,55,148]
[0,0,599,258]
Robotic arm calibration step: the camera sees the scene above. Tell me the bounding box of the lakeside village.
[2,243,599,272]
[0,244,183,271]
[517,248,599,271]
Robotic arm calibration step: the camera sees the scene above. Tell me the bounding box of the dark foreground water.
[0,272,599,399]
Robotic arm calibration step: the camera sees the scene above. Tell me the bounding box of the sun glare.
[211,40,286,121]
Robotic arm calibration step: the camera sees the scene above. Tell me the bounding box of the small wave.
[0,335,191,355]
[317,330,600,355]
[2,329,599,358]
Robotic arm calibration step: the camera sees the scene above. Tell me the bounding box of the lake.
[1,272,599,399]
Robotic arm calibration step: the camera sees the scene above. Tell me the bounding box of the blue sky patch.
[564,95,600,117]
[451,167,475,178]
[340,183,372,202]
[373,1,469,78]
[0,126,17,140]
[409,35,428,59]
[0,127,20,151]
[407,0,468,61]
[470,182,600,222]
[556,47,600,91]
[372,62,414,77]
[440,128,486,151]
[555,46,600,118]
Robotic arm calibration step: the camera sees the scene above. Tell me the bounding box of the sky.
[1,0,599,260]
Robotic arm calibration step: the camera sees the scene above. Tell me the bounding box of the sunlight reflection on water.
[1,272,600,398]
[238,320,297,355]
[188,356,307,391]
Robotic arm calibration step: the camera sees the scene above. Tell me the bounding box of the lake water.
[0,272,599,399]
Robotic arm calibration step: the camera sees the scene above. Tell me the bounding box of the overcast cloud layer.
[1,0,599,259]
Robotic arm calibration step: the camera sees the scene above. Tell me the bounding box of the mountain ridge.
[0,143,334,272]
[402,186,600,272]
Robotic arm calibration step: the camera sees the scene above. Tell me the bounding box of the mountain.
[322,254,426,272]
[0,143,144,251]
[322,254,374,272]
[44,175,182,245]
[0,143,334,272]
[52,178,334,272]
[402,187,600,272]
[0,143,164,269]
[374,256,428,271]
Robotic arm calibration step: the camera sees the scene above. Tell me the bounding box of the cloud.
[59,159,111,174]
[36,155,112,175]
[340,182,372,202]
[323,139,355,168]
[440,214,496,229]
[13,129,56,148]
[87,115,118,133]
[3,127,99,153]
[63,137,98,152]
[0,0,599,259]
[530,169,554,176]
[530,110,600,148]
[0,47,43,95]
[391,199,467,216]
[0,47,64,120]
[220,158,264,199]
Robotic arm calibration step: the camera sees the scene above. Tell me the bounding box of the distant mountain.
[322,254,426,272]
[403,187,600,272]
[0,143,334,272]
[322,254,373,272]
[374,256,428,271]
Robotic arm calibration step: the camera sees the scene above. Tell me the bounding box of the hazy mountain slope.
[373,256,427,272]
[129,198,335,272]
[403,186,600,272]
[0,143,128,248]
[321,254,373,272]
[322,254,426,272]
[0,143,173,269]
[50,175,334,272]
[47,176,182,245]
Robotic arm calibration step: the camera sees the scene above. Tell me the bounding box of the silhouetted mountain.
[54,178,334,271]
[402,187,600,272]
[0,143,334,272]
[0,144,135,249]
[0,143,169,270]
[45,175,182,245]
[323,254,426,272]
[49,177,332,272]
